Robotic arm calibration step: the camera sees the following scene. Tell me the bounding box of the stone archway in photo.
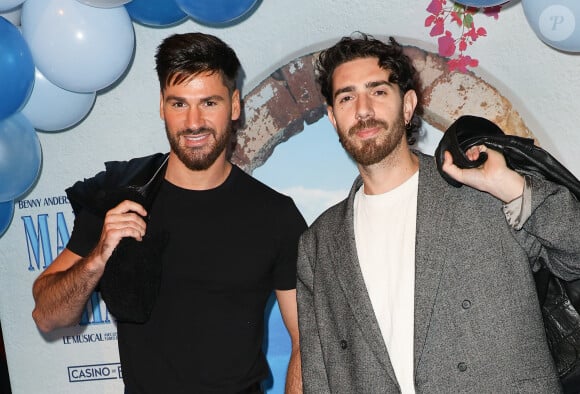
[231,41,536,173]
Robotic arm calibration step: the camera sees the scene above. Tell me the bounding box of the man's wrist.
[497,170,525,204]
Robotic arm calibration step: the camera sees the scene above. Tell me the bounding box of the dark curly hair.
[316,32,422,138]
[155,32,240,94]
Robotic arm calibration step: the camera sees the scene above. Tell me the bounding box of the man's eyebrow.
[333,80,393,99]
[333,86,354,99]
[164,94,225,102]
[201,95,225,102]
[366,80,391,89]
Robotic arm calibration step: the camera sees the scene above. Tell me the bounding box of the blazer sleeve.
[510,175,580,280]
[296,233,331,393]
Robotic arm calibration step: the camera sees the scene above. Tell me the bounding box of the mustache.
[348,119,389,136]
[177,127,215,136]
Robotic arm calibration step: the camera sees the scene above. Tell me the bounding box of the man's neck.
[165,153,232,191]
[358,147,419,195]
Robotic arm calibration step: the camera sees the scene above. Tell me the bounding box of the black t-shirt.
[67,165,307,393]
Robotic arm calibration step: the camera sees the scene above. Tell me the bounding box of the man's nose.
[186,107,204,129]
[355,95,374,120]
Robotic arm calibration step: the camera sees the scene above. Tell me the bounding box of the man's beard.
[338,110,406,166]
[165,124,231,171]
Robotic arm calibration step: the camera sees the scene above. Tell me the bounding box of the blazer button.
[340,340,348,350]
[461,300,471,309]
[457,362,467,372]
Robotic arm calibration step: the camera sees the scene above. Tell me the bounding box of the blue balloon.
[125,0,187,27]
[0,113,42,202]
[522,0,580,52]
[175,0,259,25]
[0,200,14,237]
[453,0,510,7]
[0,16,34,121]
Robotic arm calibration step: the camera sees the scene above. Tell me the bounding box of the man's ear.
[403,90,418,124]
[231,89,241,121]
[326,105,337,129]
[159,92,165,120]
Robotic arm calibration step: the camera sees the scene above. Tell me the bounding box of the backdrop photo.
[0,0,579,392]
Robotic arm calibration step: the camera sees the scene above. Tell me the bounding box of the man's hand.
[442,145,525,203]
[90,200,148,270]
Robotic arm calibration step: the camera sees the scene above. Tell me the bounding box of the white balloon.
[0,0,25,12]
[22,68,96,132]
[522,0,580,52]
[75,0,132,8]
[21,0,135,93]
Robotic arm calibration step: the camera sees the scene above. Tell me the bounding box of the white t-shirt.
[354,171,419,394]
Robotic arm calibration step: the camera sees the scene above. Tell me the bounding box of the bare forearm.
[285,347,303,394]
[31,200,148,332]
[32,256,103,332]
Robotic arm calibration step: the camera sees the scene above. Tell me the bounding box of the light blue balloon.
[175,0,259,25]
[0,113,42,202]
[0,16,34,121]
[21,0,135,93]
[0,200,14,237]
[125,0,187,27]
[75,0,131,8]
[22,68,96,132]
[522,0,580,52]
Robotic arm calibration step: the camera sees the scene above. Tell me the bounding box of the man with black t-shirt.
[32,32,307,394]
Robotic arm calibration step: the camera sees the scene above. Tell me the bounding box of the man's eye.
[204,100,219,107]
[338,96,352,104]
[374,90,387,96]
[171,102,186,108]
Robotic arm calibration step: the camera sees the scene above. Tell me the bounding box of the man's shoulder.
[66,152,168,216]
[230,165,308,232]
[102,152,168,186]
[232,164,293,202]
[307,196,350,234]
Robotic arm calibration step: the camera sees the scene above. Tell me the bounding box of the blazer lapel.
[331,176,400,386]
[413,153,454,373]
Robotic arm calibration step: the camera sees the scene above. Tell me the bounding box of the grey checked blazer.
[297,152,580,393]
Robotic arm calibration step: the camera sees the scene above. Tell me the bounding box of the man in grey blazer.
[296,33,580,393]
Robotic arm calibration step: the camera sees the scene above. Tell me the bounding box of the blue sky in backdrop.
[253,117,443,225]
[253,119,358,225]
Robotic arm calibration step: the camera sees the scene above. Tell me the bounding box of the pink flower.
[438,33,456,57]
[426,0,444,15]
[430,19,445,36]
[425,0,501,72]
[448,55,479,73]
[484,6,501,19]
